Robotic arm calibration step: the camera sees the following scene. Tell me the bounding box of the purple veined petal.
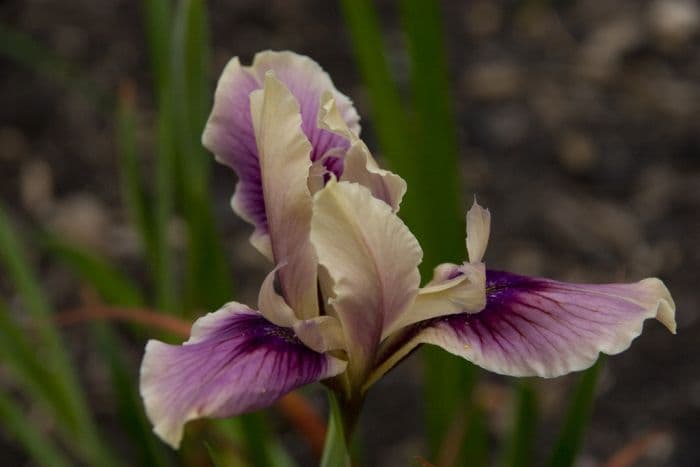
[139,302,346,448]
[310,180,422,385]
[202,51,360,257]
[365,270,675,389]
[318,92,406,211]
[417,270,676,378]
[249,72,318,317]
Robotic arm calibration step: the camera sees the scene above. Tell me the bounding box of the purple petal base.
[140,303,345,448]
[413,270,675,378]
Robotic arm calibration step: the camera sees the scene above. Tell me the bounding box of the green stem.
[321,391,352,467]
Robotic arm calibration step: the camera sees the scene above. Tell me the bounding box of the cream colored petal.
[293,316,347,353]
[318,92,406,211]
[250,72,318,318]
[466,199,491,263]
[257,266,296,327]
[310,180,422,383]
[383,262,486,338]
[341,143,407,212]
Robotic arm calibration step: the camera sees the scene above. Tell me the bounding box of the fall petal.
[418,270,676,378]
[139,303,346,448]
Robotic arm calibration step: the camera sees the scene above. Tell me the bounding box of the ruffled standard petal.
[318,92,406,211]
[417,270,676,378]
[202,51,360,256]
[310,180,422,383]
[140,303,346,448]
[250,72,318,316]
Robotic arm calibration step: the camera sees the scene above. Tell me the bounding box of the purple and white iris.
[139,51,676,448]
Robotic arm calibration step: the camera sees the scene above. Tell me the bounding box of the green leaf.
[116,86,159,272]
[239,413,275,467]
[171,0,234,312]
[93,324,172,467]
[0,299,76,434]
[0,206,116,466]
[143,0,178,313]
[503,381,538,467]
[338,0,413,194]
[547,359,603,467]
[0,390,72,467]
[42,235,145,307]
[320,392,351,467]
[399,0,474,456]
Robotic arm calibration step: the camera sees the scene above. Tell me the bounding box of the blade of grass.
[41,236,173,465]
[143,0,178,313]
[0,299,79,433]
[503,381,538,467]
[338,0,415,218]
[239,413,275,467]
[42,235,145,307]
[320,392,351,467]
[0,206,116,466]
[117,82,159,271]
[93,323,172,467]
[547,359,604,467]
[397,0,476,457]
[461,406,489,467]
[0,390,73,467]
[171,0,234,312]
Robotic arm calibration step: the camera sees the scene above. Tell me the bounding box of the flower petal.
[383,262,486,337]
[310,180,422,383]
[202,51,360,256]
[318,92,406,211]
[417,270,676,378]
[139,303,346,448]
[466,199,490,263]
[249,72,318,317]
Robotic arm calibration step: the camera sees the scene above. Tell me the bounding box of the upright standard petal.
[318,92,406,211]
[310,180,422,384]
[417,270,676,378]
[466,199,490,263]
[249,72,318,317]
[202,51,359,256]
[140,303,346,448]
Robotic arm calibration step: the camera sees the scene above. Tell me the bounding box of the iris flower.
[139,51,676,448]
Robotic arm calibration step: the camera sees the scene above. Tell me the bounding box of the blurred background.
[0,0,698,466]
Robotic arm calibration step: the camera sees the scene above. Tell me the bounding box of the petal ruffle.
[418,270,676,378]
[139,303,346,448]
[310,180,422,383]
[249,72,318,316]
[202,51,360,256]
[318,92,406,211]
